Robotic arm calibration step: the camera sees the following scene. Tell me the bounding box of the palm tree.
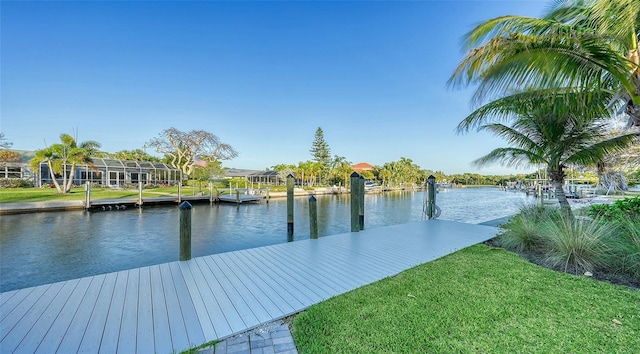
[458,89,637,215]
[30,134,101,193]
[449,0,640,127]
[329,155,352,186]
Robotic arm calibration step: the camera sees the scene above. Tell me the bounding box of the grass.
[178,340,219,354]
[0,185,215,203]
[292,244,640,353]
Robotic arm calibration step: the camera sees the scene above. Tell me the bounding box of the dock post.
[359,175,365,230]
[84,181,91,209]
[266,187,270,204]
[209,182,213,204]
[138,181,143,206]
[178,182,182,203]
[179,201,192,261]
[309,195,318,239]
[350,172,360,232]
[236,189,240,205]
[287,174,294,240]
[426,175,436,219]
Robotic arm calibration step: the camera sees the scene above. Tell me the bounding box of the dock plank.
[1,286,43,337]
[215,253,286,318]
[149,265,174,353]
[168,262,206,347]
[136,267,154,354]
[14,279,80,353]
[78,272,118,353]
[189,257,247,336]
[117,268,140,353]
[221,252,300,313]
[0,282,64,353]
[34,277,91,353]
[203,256,271,324]
[57,274,107,353]
[99,271,129,354]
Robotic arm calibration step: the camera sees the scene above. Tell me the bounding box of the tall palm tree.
[458,89,637,215]
[449,0,640,127]
[30,134,101,193]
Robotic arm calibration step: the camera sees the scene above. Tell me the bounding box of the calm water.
[0,188,533,292]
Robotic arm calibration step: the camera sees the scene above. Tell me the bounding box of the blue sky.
[1,0,549,175]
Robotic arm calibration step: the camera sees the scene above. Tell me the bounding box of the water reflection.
[0,188,532,291]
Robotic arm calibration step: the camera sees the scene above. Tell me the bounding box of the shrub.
[540,215,614,274]
[0,178,33,188]
[497,205,559,252]
[610,216,640,281]
[588,197,640,221]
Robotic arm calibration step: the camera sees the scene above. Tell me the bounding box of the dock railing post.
[85,181,91,209]
[309,195,318,239]
[427,175,436,219]
[350,172,360,232]
[179,201,192,261]
[359,175,365,230]
[138,181,143,206]
[287,173,294,241]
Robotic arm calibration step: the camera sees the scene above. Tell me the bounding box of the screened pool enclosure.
[37,158,181,188]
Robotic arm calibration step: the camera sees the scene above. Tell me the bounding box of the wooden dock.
[0,220,497,353]
[217,194,265,204]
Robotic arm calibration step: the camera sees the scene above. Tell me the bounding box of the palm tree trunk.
[47,161,64,193]
[549,167,572,218]
[64,164,76,193]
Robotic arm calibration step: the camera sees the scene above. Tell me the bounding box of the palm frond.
[472,147,541,169]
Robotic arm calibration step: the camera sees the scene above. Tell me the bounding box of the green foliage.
[588,197,640,221]
[602,215,640,282]
[501,203,639,281]
[309,127,331,169]
[541,215,614,274]
[292,244,640,353]
[108,149,160,162]
[497,205,559,251]
[0,179,33,188]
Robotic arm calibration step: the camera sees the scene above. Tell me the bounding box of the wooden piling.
[209,182,214,204]
[350,172,360,232]
[235,189,240,205]
[287,173,294,240]
[309,195,318,239]
[359,175,365,230]
[138,181,143,206]
[179,201,192,261]
[84,181,91,209]
[426,175,436,219]
[178,182,182,203]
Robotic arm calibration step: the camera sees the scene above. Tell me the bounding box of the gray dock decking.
[1,219,497,353]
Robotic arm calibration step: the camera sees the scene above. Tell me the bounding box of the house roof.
[351,162,374,172]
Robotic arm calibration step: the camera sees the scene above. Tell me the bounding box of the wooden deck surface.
[0,219,497,353]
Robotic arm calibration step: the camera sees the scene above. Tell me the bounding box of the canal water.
[0,187,534,292]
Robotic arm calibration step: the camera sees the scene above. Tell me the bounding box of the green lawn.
[292,244,640,353]
[0,186,211,203]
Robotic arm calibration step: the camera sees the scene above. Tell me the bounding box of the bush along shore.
[494,196,640,288]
